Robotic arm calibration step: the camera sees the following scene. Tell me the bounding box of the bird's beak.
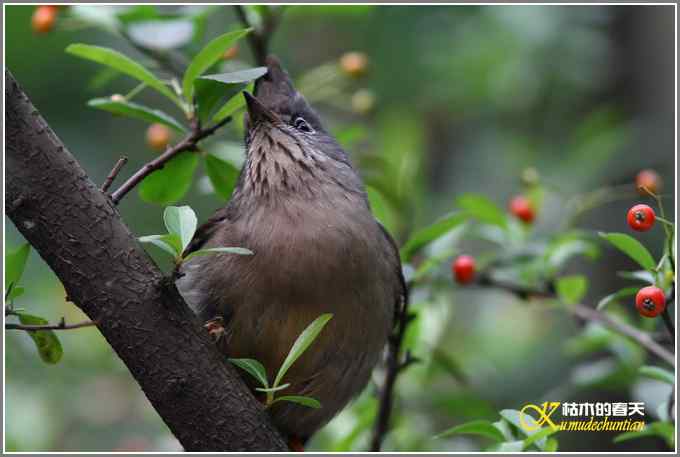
[243,91,280,126]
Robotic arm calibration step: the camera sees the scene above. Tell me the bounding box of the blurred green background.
[4,4,675,452]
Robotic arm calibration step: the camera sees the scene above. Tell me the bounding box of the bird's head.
[240,56,360,200]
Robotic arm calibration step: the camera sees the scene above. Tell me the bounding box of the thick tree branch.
[5,70,287,451]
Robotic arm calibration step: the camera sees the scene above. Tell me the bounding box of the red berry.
[636,169,662,195]
[509,195,535,223]
[452,255,476,284]
[627,204,655,231]
[635,286,666,317]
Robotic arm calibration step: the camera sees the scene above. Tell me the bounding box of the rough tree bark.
[4,70,288,452]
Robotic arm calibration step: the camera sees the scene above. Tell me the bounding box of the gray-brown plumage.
[177,56,405,441]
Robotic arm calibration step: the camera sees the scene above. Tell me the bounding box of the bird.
[176,56,406,448]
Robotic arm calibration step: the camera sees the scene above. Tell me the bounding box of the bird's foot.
[203,316,226,342]
[288,436,305,452]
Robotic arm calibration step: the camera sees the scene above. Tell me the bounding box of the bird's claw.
[203,316,226,342]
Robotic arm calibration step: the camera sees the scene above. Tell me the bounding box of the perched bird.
[177,56,406,446]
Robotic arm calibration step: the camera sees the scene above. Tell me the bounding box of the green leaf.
[499,409,551,450]
[205,154,240,200]
[544,438,559,452]
[163,206,197,253]
[200,67,268,85]
[272,395,322,409]
[255,383,290,393]
[618,270,656,284]
[138,152,199,205]
[273,314,333,389]
[66,44,180,105]
[638,365,674,385]
[87,98,187,133]
[229,358,269,388]
[556,275,588,305]
[7,286,25,301]
[522,425,559,450]
[545,234,599,273]
[5,243,30,293]
[434,420,505,441]
[138,234,183,258]
[456,193,507,228]
[184,247,253,261]
[182,29,251,101]
[16,313,63,364]
[212,85,252,122]
[614,421,675,447]
[596,287,638,311]
[599,232,656,271]
[400,212,468,261]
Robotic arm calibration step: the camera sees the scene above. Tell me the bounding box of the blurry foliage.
[4,4,676,452]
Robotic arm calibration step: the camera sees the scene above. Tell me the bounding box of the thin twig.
[6,318,98,332]
[110,117,231,205]
[370,300,414,451]
[480,274,675,367]
[233,5,284,66]
[100,156,128,193]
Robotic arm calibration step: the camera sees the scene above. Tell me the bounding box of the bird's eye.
[293,117,314,133]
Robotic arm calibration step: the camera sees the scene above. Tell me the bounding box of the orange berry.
[452,255,476,284]
[509,195,535,223]
[146,123,172,151]
[32,6,58,34]
[340,52,368,77]
[636,169,662,196]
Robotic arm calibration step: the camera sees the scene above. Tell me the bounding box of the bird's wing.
[376,221,408,327]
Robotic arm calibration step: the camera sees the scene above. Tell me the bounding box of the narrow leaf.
[434,420,505,442]
[87,98,186,133]
[599,232,656,271]
[522,426,559,450]
[229,358,269,388]
[400,212,468,261]
[163,206,197,252]
[213,82,254,122]
[614,421,674,447]
[182,29,251,100]
[16,313,63,364]
[273,314,333,389]
[5,243,31,292]
[200,67,268,85]
[255,383,290,393]
[184,247,253,261]
[273,395,322,409]
[66,44,179,104]
[596,287,638,310]
[139,234,182,257]
[639,365,674,385]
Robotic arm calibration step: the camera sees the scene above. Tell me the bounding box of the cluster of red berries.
[451,169,670,322]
